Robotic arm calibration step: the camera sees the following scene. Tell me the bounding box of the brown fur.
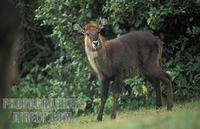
[82,23,173,121]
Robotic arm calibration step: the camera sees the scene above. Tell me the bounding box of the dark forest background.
[11,0,200,114]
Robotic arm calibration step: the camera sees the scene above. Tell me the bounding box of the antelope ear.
[73,23,86,34]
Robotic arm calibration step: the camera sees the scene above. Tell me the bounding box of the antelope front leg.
[111,76,122,119]
[97,80,109,121]
[111,90,119,119]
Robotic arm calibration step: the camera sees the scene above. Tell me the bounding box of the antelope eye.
[86,32,90,36]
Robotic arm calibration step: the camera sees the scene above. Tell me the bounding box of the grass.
[11,100,200,129]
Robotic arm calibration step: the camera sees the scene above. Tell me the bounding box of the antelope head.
[73,18,107,51]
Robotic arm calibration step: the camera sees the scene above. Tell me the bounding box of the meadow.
[12,100,200,129]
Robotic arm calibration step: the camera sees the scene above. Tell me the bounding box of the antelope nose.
[92,41,99,47]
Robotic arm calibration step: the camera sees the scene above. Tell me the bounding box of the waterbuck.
[74,19,173,121]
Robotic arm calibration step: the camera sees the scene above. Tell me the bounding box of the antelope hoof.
[111,113,116,120]
[97,115,103,121]
[167,105,173,111]
[156,105,162,110]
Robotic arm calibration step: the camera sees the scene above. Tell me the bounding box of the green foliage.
[13,0,200,117]
[124,77,147,97]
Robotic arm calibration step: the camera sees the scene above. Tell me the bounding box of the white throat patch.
[93,51,99,58]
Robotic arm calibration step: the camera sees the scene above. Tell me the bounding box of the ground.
[12,100,200,129]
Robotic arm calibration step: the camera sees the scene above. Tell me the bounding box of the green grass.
[11,100,200,129]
